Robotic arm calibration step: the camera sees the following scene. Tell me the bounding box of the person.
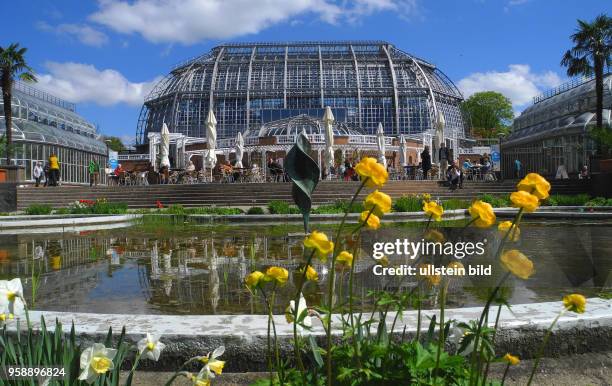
[579,165,589,180]
[447,160,463,190]
[463,158,472,170]
[186,160,196,172]
[43,162,50,187]
[48,153,60,186]
[159,165,169,184]
[421,146,431,180]
[33,161,44,187]
[89,159,100,187]
[114,163,124,176]
[438,142,449,180]
[514,159,522,179]
[555,164,569,179]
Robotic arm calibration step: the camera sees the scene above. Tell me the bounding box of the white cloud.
[36,62,161,106]
[89,0,419,44]
[457,64,563,108]
[37,22,109,47]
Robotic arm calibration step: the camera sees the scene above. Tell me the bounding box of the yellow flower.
[447,261,465,275]
[360,211,381,229]
[190,375,210,386]
[510,191,540,212]
[503,353,520,366]
[500,250,534,279]
[303,231,334,260]
[423,201,444,221]
[418,264,441,286]
[378,256,389,267]
[424,229,445,243]
[517,173,551,200]
[421,193,431,202]
[354,157,388,188]
[563,294,586,314]
[264,266,289,286]
[498,221,520,241]
[336,251,354,267]
[304,265,318,281]
[364,190,392,216]
[245,271,265,289]
[468,200,496,228]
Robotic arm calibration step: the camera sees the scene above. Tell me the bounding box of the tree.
[461,91,514,138]
[102,136,126,152]
[1,43,36,164]
[561,13,612,130]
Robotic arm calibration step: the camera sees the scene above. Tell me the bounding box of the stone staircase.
[15,179,590,210]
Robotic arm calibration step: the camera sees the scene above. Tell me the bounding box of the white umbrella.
[435,112,445,154]
[322,106,335,178]
[399,134,407,167]
[376,122,387,168]
[160,123,171,169]
[234,132,244,168]
[204,110,218,180]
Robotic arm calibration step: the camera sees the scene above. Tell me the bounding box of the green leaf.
[309,335,324,368]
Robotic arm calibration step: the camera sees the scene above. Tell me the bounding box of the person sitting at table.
[159,165,169,184]
[463,158,472,169]
[186,160,196,172]
[579,165,589,180]
[446,160,463,190]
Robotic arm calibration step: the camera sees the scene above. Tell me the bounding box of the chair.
[136,171,149,186]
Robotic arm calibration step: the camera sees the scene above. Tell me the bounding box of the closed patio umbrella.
[322,106,335,178]
[376,122,387,168]
[204,110,218,180]
[399,134,407,167]
[160,123,171,169]
[235,132,244,168]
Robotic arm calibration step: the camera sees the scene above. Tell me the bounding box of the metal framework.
[137,41,467,150]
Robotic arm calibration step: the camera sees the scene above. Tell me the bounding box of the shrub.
[313,200,364,214]
[53,207,70,215]
[444,198,470,210]
[585,196,608,207]
[24,204,52,215]
[545,193,590,206]
[164,204,186,215]
[247,207,265,215]
[187,207,243,215]
[478,193,510,208]
[69,199,128,215]
[268,200,301,214]
[392,195,422,212]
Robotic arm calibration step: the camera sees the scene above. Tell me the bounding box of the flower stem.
[500,364,510,386]
[292,250,316,379]
[526,309,565,386]
[433,282,448,378]
[481,304,503,386]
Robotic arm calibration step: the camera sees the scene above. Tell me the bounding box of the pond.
[0,218,610,315]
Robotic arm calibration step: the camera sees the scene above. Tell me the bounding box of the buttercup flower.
[447,261,465,274]
[500,250,535,279]
[498,221,520,241]
[517,173,551,200]
[378,256,389,267]
[360,211,380,229]
[468,200,496,228]
[303,265,318,281]
[421,193,431,202]
[78,343,117,384]
[245,271,265,289]
[364,190,392,216]
[336,251,354,267]
[303,231,334,260]
[503,353,520,366]
[563,293,586,314]
[0,278,25,316]
[510,191,540,212]
[423,201,444,221]
[264,266,289,286]
[285,294,312,329]
[418,264,441,286]
[198,346,225,378]
[137,333,165,361]
[354,157,388,188]
[424,229,445,243]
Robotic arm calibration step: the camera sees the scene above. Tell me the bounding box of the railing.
[348,135,393,145]
[13,80,76,112]
[118,154,149,161]
[532,73,609,104]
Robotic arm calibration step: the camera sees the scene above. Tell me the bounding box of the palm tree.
[0,43,36,164]
[561,14,612,130]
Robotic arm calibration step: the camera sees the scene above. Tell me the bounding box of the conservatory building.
[137,41,468,161]
[0,81,107,184]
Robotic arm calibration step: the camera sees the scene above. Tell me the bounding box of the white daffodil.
[137,333,166,361]
[197,346,225,379]
[78,343,117,384]
[285,295,312,330]
[0,312,14,327]
[0,278,25,316]
[188,372,210,386]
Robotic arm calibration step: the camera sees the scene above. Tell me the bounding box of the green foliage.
[268,200,301,214]
[101,136,127,152]
[392,195,423,212]
[545,193,591,206]
[24,204,52,215]
[443,199,471,210]
[313,200,364,214]
[247,207,265,215]
[585,197,611,207]
[477,194,510,208]
[461,91,514,138]
[69,200,128,215]
[186,207,243,215]
[589,126,612,149]
[0,317,131,386]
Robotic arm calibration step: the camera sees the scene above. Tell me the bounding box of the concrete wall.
[0,183,17,212]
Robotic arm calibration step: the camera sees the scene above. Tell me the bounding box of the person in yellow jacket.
[48,153,60,186]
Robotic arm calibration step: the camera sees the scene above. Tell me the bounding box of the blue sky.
[1,0,608,143]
